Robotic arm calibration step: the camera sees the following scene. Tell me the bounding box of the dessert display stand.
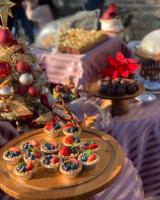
[0,128,124,200]
[85,81,144,117]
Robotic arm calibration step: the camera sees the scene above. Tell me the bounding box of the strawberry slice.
[45,121,53,130]
[34,151,41,158]
[50,142,58,148]
[26,161,33,171]
[51,156,59,164]
[65,135,74,144]
[29,140,39,147]
[88,154,96,162]
[64,123,73,129]
[85,144,98,150]
[59,146,71,156]
[9,147,20,152]
[69,158,78,165]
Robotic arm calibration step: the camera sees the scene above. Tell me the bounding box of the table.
[31,37,130,88]
[69,97,160,199]
[0,125,144,200]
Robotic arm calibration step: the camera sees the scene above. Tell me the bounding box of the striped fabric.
[95,158,144,200]
[31,37,131,88]
[69,97,160,200]
[0,121,144,200]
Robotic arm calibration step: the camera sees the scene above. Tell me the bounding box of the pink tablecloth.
[31,37,130,87]
[69,97,160,200]
[0,121,144,200]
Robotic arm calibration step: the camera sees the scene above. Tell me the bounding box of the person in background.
[24,0,59,30]
[10,0,34,43]
[83,0,105,11]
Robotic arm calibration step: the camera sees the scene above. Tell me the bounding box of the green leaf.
[85,150,92,157]
[87,140,94,144]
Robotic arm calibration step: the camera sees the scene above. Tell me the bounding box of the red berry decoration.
[28,86,39,97]
[26,161,33,171]
[0,28,14,45]
[85,144,98,150]
[69,158,78,165]
[18,85,28,96]
[29,140,39,147]
[34,151,41,158]
[88,154,96,162]
[9,147,19,152]
[45,121,53,131]
[59,146,71,156]
[50,142,58,148]
[65,135,74,144]
[16,61,32,73]
[51,156,59,164]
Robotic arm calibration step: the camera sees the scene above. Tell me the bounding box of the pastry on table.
[44,120,62,138]
[23,149,41,166]
[63,135,81,147]
[80,140,99,152]
[14,161,34,180]
[41,154,61,172]
[63,123,81,136]
[78,150,99,169]
[3,147,22,165]
[59,158,82,179]
[58,146,79,160]
[40,142,60,154]
[20,140,39,152]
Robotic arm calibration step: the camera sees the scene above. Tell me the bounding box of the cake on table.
[136,29,160,81]
[100,3,124,37]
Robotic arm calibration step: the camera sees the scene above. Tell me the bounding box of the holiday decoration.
[101,52,140,79]
[0,0,15,27]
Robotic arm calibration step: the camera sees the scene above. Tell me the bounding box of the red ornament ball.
[0,28,14,45]
[28,86,39,97]
[16,61,32,73]
[0,61,11,79]
[18,85,28,96]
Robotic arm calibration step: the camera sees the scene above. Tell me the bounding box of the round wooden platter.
[0,128,124,200]
[85,80,145,100]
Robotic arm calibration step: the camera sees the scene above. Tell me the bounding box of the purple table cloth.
[0,121,144,200]
[31,37,130,88]
[69,97,160,200]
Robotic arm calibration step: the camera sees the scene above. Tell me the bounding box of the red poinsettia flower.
[101,52,140,79]
[0,61,11,79]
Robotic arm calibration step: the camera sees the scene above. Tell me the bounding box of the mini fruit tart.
[20,140,39,152]
[63,135,81,147]
[78,150,99,169]
[58,146,79,160]
[59,158,82,179]
[63,123,81,136]
[14,161,34,180]
[44,121,62,138]
[80,140,99,152]
[41,154,61,172]
[23,149,41,166]
[3,147,22,165]
[40,142,60,154]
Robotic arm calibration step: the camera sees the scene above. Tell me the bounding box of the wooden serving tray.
[85,79,144,100]
[58,35,108,55]
[0,128,124,200]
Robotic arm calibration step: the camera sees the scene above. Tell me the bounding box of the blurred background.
[8,0,160,43]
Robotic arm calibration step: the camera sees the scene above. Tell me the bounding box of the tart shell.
[59,162,82,179]
[78,153,99,169]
